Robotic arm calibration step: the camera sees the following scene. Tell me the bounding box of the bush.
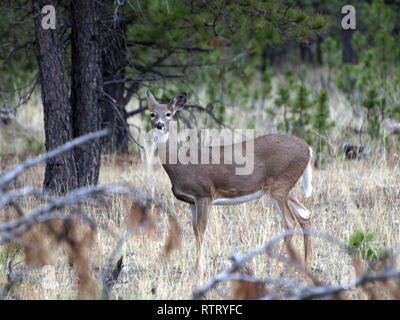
[348,228,382,264]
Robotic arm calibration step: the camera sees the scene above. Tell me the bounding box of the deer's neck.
[155,136,178,182]
[153,131,169,144]
[155,133,199,179]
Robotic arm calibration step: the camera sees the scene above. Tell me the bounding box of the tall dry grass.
[0,94,399,299]
[0,145,398,299]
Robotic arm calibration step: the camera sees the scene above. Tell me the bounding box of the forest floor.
[0,150,399,299]
[0,99,399,299]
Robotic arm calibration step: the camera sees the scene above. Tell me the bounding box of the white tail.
[302,147,313,198]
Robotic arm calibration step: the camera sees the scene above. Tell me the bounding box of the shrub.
[348,228,382,264]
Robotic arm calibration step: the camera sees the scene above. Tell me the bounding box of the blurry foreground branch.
[192,229,400,300]
[0,130,181,299]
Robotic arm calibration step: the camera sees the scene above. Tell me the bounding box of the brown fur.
[147,91,313,275]
[161,134,310,203]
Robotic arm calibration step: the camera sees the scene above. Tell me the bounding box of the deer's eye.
[166,112,171,118]
[150,113,155,118]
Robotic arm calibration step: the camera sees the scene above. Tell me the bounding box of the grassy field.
[0,98,399,300]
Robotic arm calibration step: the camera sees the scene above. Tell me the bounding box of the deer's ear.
[146,91,157,111]
[170,92,187,113]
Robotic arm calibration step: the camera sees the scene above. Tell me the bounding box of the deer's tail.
[302,147,313,198]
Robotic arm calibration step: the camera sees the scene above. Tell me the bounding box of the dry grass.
[0,150,399,299]
[0,97,399,300]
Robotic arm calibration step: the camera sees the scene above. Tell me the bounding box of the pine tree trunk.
[316,35,323,65]
[342,29,354,64]
[100,8,129,154]
[299,42,313,63]
[33,0,78,194]
[70,0,103,187]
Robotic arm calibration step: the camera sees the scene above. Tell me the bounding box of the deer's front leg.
[191,198,210,278]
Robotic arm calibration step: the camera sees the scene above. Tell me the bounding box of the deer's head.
[146,91,187,142]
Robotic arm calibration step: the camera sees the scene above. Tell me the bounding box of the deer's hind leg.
[271,190,297,259]
[288,194,312,265]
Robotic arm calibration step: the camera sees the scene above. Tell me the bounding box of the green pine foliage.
[292,85,313,144]
[274,84,291,133]
[362,88,381,140]
[313,89,335,155]
[4,0,400,154]
[348,228,382,264]
[272,72,336,155]
[325,0,400,141]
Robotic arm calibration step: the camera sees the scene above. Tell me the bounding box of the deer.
[146,91,313,276]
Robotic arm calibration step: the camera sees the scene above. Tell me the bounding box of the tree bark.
[342,29,354,64]
[316,35,323,65]
[299,41,313,63]
[70,0,103,187]
[32,0,78,194]
[100,8,129,154]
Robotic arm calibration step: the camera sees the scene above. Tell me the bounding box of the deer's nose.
[155,122,165,130]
